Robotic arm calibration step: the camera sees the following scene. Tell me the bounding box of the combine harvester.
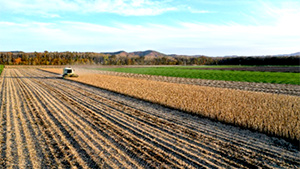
[63,67,79,78]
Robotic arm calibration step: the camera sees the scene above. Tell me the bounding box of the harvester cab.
[63,67,79,78]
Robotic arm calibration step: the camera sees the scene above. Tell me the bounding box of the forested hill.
[0,50,299,65]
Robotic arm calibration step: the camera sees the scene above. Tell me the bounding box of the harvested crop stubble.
[2,68,300,168]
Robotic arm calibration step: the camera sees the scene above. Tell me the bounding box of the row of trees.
[0,51,218,65]
[0,51,94,65]
[218,56,300,65]
[0,51,298,65]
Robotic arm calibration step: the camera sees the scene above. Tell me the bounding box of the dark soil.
[186,66,300,73]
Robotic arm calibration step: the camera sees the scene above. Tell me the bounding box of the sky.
[0,0,300,56]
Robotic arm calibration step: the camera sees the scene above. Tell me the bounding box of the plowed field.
[0,68,299,168]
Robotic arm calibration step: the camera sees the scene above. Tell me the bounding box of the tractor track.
[0,68,299,168]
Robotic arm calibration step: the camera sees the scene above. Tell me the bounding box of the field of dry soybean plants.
[0,67,299,168]
[41,67,300,96]
[41,68,300,141]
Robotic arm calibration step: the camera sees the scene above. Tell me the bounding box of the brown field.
[42,68,300,141]
[42,67,300,96]
[0,68,299,168]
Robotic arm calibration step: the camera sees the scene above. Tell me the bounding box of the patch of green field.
[96,66,300,85]
[0,65,3,75]
[179,65,245,68]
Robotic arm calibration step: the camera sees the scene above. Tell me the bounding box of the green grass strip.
[0,65,3,75]
[96,66,300,85]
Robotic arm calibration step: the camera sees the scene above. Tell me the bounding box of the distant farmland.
[0,65,3,74]
[96,66,300,85]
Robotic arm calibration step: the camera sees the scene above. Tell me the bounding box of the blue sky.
[1,0,300,56]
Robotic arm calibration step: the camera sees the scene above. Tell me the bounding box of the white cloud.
[0,0,177,16]
[186,7,213,14]
[251,0,300,26]
[1,0,299,55]
[1,19,299,55]
[0,21,27,27]
[40,13,61,18]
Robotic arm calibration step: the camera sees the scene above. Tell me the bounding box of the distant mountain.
[101,50,208,60]
[103,50,128,56]
[0,51,24,53]
[223,55,239,58]
[222,52,300,57]
[284,52,300,56]
[259,52,300,57]
[130,50,166,57]
[2,50,299,58]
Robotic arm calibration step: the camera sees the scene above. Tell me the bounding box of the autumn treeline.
[218,56,300,65]
[0,51,217,65]
[0,51,298,65]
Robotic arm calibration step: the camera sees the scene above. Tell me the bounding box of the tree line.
[218,56,300,65]
[0,51,298,65]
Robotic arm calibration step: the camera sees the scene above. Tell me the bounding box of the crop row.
[188,66,300,73]
[40,68,300,96]
[41,68,300,141]
[95,66,300,85]
[1,68,299,168]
